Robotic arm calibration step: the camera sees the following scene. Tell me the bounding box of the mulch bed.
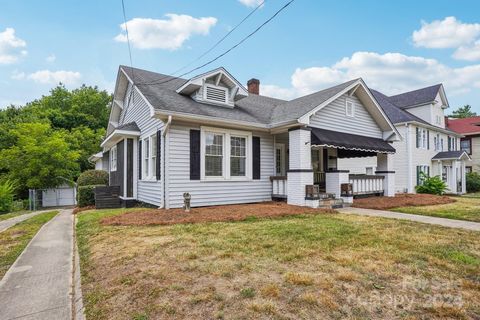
[352,193,455,210]
[101,202,336,226]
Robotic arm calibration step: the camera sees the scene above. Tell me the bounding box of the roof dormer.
[176,67,248,108]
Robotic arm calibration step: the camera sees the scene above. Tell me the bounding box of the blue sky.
[1,0,480,113]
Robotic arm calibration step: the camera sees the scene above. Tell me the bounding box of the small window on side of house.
[345,99,355,117]
[110,146,117,172]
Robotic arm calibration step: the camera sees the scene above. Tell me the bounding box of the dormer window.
[204,84,228,105]
[176,67,249,108]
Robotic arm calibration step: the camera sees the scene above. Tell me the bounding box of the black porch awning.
[310,127,395,155]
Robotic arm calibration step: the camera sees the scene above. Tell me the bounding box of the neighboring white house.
[88,152,106,171]
[339,85,470,194]
[100,66,402,209]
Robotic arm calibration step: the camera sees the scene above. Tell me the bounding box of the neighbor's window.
[151,134,157,177]
[345,99,355,117]
[110,145,117,172]
[461,139,471,154]
[143,137,150,178]
[205,132,224,177]
[230,136,246,177]
[416,128,429,149]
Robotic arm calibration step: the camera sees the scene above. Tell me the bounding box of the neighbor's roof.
[120,66,361,126]
[447,116,480,135]
[116,122,140,132]
[431,150,471,161]
[387,84,443,109]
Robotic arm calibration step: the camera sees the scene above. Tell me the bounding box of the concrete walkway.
[338,207,480,232]
[0,209,74,319]
[0,210,53,233]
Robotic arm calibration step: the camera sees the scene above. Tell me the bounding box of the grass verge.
[77,208,480,319]
[0,211,58,278]
[393,196,480,222]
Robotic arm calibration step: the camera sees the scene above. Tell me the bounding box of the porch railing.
[270,176,287,199]
[349,174,384,196]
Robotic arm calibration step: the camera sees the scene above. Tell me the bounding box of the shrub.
[466,172,480,193]
[415,173,447,195]
[77,170,108,187]
[0,180,16,213]
[78,185,105,207]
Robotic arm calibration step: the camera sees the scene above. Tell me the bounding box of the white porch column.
[325,170,351,202]
[287,128,313,206]
[451,161,458,194]
[461,160,466,194]
[376,153,395,197]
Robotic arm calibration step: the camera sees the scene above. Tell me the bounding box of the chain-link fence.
[28,186,77,210]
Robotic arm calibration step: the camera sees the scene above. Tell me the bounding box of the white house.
[339,85,470,194]
[100,66,402,209]
[88,152,106,171]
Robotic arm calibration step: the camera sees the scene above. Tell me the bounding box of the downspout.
[406,123,412,193]
[162,115,172,209]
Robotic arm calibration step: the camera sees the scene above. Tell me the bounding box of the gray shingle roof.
[431,150,469,160]
[116,122,140,132]
[121,66,358,126]
[387,84,442,109]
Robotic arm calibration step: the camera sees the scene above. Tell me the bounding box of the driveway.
[338,207,480,231]
[0,209,74,319]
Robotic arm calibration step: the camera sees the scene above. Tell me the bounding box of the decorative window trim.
[110,145,117,172]
[141,132,158,181]
[200,126,252,181]
[345,98,355,117]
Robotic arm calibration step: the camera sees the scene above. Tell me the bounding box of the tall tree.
[0,122,80,192]
[449,105,477,118]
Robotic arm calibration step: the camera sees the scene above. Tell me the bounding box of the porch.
[270,127,395,207]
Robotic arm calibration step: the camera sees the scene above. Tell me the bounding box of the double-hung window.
[202,127,252,180]
[205,132,224,177]
[416,128,428,149]
[230,136,246,177]
[142,133,158,180]
[461,138,472,154]
[110,145,117,171]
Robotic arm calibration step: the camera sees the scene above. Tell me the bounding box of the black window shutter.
[190,130,201,180]
[156,130,161,180]
[252,136,261,180]
[416,128,419,148]
[416,166,420,186]
[427,130,430,149]
[138,140,142,180]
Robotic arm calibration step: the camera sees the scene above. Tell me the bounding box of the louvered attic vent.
[205,85,227,104]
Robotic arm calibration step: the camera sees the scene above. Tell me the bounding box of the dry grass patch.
[101,202,336,226]
[77,207,480,319]
[352,193,455,210]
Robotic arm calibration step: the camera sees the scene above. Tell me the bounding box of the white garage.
[42,185,77,207]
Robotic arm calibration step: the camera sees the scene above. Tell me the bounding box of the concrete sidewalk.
[0,210,53,233]
[0,209,73,319]
[338,207,480,231]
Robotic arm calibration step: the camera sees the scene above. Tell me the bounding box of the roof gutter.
[395,121,464,137]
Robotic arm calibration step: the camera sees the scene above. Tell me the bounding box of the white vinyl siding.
[166,124,273,208]
[119,87,163,207]
[309,94,383,138]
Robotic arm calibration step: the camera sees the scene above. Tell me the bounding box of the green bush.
[416,173,448,195]
[0,180,16,213]
[77,170,108,187]
[466,172,480,193]
[78,184,105,207]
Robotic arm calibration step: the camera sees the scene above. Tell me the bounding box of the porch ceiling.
[309,127,395,154]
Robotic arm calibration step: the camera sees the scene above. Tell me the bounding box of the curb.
[72,215,86,320]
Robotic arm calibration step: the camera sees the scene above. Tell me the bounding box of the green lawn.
[393,196,480,222]
[463,192,480,198]
[0,211,31,222]
[0,211,58,278]
[77,208,480,320]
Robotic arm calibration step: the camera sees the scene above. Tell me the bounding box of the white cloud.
[12,70,81,85]
[453,40,480,61]
[0,28,27,64]
[46,54,56,63]
[262,51,480,100]
[238,0,264,8]
[412,16,480,49]
[114,14,217,50]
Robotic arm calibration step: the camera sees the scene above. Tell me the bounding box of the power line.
[169,0,266,77]
[138,0,295,87]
